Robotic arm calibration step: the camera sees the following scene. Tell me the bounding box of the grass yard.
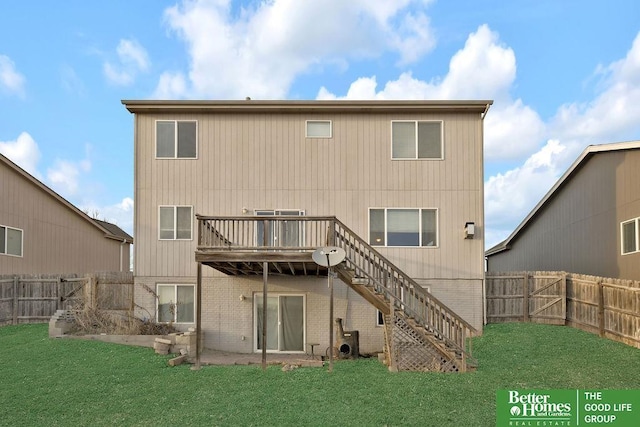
[1,323,639,426]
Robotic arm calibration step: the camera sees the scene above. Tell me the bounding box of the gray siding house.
[486,141,640,281]
[123,99,491,371]
[0,153,132,275]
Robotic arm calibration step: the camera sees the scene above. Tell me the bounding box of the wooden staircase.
[330,219,477,372]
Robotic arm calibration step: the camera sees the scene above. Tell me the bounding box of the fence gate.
[486,274,566,325]
[528,275,566,325]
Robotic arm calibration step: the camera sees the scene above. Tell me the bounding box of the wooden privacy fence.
[0,272,133,325]
[486,272,640,348]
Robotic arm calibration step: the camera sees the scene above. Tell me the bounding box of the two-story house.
[123,99,491,371]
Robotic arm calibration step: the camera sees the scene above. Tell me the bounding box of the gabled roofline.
[0,153,133,244]
[122,99,493,117]
[486,140,640,257]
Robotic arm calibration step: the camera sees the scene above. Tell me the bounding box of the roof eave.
[0,154,130,243]
[122,99,494,114]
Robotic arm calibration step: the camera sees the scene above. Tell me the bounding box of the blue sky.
[1,0,640,248]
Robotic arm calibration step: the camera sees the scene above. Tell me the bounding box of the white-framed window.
[159,206,193,240]
[0,224,23,257]
[306,120,332,138]
[156,120,197,159]
[156,284,195,323]
[391,120,443,159]
[621,217,640,255]
[369,208,438,247]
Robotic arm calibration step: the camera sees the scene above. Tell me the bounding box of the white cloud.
[158,0,436,99]
[104,39,150,86]
[0,55,26,97]
[549,31,640,145]
[60,64,85,95]
[484,100,545,161]
[46,146,92,197]
[0,132,41,176]
[153,71,188,99]
[317,25,516,101]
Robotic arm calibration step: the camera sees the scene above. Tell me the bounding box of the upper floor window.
[391,121,442,159]
[159,206,193,240]
[156,120,197,159]
[621,217,639,255]
[370,208,438,247]
[306,120,332,138]
[0,224,23,257]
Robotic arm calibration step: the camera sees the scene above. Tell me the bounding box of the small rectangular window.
[157,284,195,323]
[391,121,442,159]
[156,120,197,158]
[306,120,332,138]
[621,218,639,255]
[370,208,438,247]
[159,206,193,240]
[0,225,23,257]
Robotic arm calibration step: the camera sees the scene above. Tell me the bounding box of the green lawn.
[1,323,638,426]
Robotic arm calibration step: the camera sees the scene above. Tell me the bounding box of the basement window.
[621,218,639,255]
[157,284,195,323]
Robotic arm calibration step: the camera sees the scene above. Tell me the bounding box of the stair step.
[352,277,369,285]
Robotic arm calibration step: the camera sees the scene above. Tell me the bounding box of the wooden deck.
[195,250,327,276]
[195,215,478,372]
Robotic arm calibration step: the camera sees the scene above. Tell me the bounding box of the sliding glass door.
[255,294,305,352]
[255,210,305,247]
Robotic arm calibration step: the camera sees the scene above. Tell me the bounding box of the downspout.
[120,239,126,271]
[481,102,491,326]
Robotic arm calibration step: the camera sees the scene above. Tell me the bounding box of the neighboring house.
[486,141,640,280]
[123,99,491,371]
[0,153,132,275]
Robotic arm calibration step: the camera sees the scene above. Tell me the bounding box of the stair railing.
[329,218,476,361]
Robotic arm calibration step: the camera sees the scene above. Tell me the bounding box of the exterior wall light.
[464,222,475,239]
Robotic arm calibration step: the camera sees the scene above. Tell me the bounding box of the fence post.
[85,275,97,309]
[522,274,529,322]
[56,277,62,310]
[12,276,19,325]
[597,281,605,337]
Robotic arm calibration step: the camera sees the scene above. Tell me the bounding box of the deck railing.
[196,215,476,362]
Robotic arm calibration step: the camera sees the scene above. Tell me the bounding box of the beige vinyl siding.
[134,110,485,282]
[487,149,640,280]
[0,164,128,275]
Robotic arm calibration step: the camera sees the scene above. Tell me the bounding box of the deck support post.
[328,254,334,373]
[194,261,202,370]
[262,262,268,371]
